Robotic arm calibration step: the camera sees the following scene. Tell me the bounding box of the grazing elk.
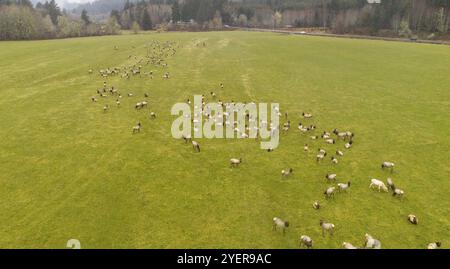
[369,179,388,192]
[382,162,395,171]
[365,234,381,249]
[281,168,293,177]
[320,220,335,236]
[337,182,351,192]
[132,122,141,134]
[313,201,321,210]
[324,187,336,199]
[428,242,441,249]
[192,141,201,152]
[230,158,242,167]
[408,214,418,225]
[302,112,313,119]
[342,242,358,249]
[326,173,337,182]
[273,217,289,235]
[300,235,313,249]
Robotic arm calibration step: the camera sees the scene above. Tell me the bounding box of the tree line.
[108,0,449,37]
[110,0,160,32]
[0,0,120,40]
[2,0,450,40]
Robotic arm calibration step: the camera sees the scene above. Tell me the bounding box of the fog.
[55,0,94,7]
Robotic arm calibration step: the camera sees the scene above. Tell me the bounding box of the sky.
[55,0,94,7]
[59,0,92,3]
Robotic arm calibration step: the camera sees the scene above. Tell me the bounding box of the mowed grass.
[0,31,449,249]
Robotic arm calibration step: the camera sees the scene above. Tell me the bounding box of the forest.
[0,0,120,40]
[1,0,450,40]
[106,0,450,37]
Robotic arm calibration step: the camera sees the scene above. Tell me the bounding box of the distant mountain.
[29,0,145,22]
[59,0,80,10]
[71,0,133,14]
[30,0,44,6]
[68,0,138,21]
[30,0,42,5]
[30,0,80,10]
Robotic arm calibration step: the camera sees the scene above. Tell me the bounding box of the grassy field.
[0,31,449,249]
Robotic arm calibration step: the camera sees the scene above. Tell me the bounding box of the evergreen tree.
[141,9,152,30]
[196,0,212,23]
[124,0,132,10]
[81,9,90,25]
[110,9,121,26]
[44,0,61,25]
[172,1,181,22]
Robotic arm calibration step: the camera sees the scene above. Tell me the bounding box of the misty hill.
[30,0,79,10]
[69,0,137,18]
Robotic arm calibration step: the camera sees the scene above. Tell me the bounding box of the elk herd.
[269,113,432,249]
[90,40,178,135]
[266,109,434,248]
[88,39,439,250]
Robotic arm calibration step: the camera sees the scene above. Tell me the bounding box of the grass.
[0,31,449,249]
